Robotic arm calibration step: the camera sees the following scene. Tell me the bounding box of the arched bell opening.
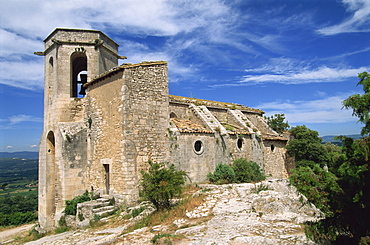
[71,52,87,98]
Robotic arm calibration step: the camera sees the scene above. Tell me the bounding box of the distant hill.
[0,151,38,159]
[321,134,362,144]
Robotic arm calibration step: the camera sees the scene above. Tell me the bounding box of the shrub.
[140,161,188,210]
[207,163,235,184]
[63,191,91,215]
[232,158,266,183]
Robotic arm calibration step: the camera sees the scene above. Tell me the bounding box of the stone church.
[36,28,290,230]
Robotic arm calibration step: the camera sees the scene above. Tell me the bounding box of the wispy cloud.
[211,59,369,87]
[8,115,42,125]
[317,0,370,35]
[0,61,44,90]
[258,94,357,124]
[240,66,369,85]
[0,0,242,90]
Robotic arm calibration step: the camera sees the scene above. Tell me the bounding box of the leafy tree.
[232,158,265,183]
[323,142,344,173]
[140,161,188,210]
[289,164,343,216]
[342,71,370,136]
[286,125,328,166]
[207,163,235,184]
[303,136,370,244]
[265,113,290,134]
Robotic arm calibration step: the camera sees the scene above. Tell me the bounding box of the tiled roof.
[221,123,251,135]
[169,95,263,114]
[262,134,288,141]
[171,118,213,133]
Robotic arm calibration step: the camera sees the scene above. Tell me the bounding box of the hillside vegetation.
[0,158,38,197]
[0,156,38,227]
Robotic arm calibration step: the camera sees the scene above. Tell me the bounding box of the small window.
[237,138,243,150]
[170,112,177,118]
[49,57,54,67]
[194,140,204,154]
[271,144,275,152]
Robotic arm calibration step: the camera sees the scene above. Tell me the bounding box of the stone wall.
[84,61,169,203]
[85,72,125,197]
[120,62,169,203]
[263,140,288,178]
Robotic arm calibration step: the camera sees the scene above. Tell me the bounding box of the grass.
[123,185,206,234]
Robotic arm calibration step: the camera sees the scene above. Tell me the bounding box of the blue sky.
[0,0,369,152]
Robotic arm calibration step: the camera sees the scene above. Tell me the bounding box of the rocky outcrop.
[174,179,322,244]
[25,179,322,245]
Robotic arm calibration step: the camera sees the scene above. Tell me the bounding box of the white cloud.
[317,0,370,35]
[6,146,13,149]
[0,29,43,58]
[0,0,241,90]
[258,94,358,124]
[30,145,37,148]
[244,66,369,84]
[211,65,369,88]
[8,115,42,125]
[0,61,44,90]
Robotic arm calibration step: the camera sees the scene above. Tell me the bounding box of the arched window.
[271,144,275,152]
[49,57,54,67]
[71,52,87,98]
[237,138,243,150]
[170,112,177,118]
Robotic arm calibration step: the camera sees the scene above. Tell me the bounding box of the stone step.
[94,207,115,218]
[96,197,110,203]
[77,201,105,210]
[93,205,115,213]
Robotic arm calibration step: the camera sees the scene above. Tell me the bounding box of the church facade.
[37,28,290,230]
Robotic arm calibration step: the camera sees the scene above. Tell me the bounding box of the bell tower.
[36,29,122,230]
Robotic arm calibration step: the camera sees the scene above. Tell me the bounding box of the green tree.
[342,71,370,136]
[265,113,290,134]
[289,164,343,217]
[286,125,328,167]
[304,136,370,244]
[140,161,188,210]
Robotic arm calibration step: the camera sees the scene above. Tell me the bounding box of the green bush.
[140,161,188,210]
[232,158,266,183]
[63,191,91,215]
[207,163,235,184]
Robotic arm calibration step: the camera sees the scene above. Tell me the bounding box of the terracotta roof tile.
[169,95,263,114]
[171,118,213,133]
[262,134,288,141]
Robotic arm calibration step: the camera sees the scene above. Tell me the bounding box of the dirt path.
[0,224,34,244]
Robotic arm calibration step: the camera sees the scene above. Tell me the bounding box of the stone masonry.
[37,28,291,230]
